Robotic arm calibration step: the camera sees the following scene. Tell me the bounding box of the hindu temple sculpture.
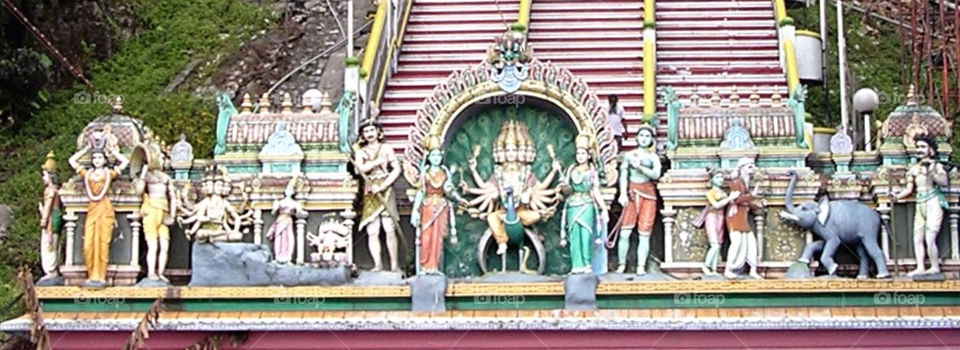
[559,133,609,275]
[132,135,176,283]
[266,176,309,264]
[353,121,403,272]
[409,135,461,275]
[694,167,739,276]
[723,158,766,279]
[214,92,237,156]
[613,125,661,275]
[486,25,533,93]
[307,219,351,266]
[459,120,562,274]
[893,133,949,277]
[178,167,250,242]
[38,151,63,284]
[68,131,130,288]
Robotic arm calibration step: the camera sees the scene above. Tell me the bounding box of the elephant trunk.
[785,170,799,215]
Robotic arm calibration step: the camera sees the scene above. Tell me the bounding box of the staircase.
[655,0,789,108]
[379,0,519,154]
[526,0,645,148]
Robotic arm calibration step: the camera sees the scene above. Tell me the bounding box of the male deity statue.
[724,158,765,279]
[893,133,948,277]
[353,121,402,272]
[69,131,130,288]
[614,125,661,274]
[38,151,63,282]
[134,138,176,282]
[460,121,562,264]
[178,168,249,242]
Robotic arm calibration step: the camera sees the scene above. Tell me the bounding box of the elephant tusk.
[778,211,800,223]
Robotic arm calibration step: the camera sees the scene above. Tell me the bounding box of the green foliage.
[443,105,576,277]
[0,48,52,129]
[0,0,274,322]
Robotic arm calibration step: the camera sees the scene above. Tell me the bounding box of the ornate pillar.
[296,217,307,265]
[341,208,357,264]
[253,209,263,245]
[63,212,79,266]
[128,212,141,268]
[660,207,677,264]
[950,206,959,260]
[754,210,766,263]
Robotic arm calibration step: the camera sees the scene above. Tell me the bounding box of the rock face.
[189,242,351,286]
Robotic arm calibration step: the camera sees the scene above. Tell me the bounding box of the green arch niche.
[441,103,577,277]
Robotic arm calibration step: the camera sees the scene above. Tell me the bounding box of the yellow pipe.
[360,0,389,79]
[783,39,800,95]
[518,0,532,27]
[644,0,654,26]
[772,0,787,22]
[643,39,656,119]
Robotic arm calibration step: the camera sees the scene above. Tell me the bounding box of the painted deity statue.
[723,158,765,279]
[353,121,403,272]
[307,220,350,266]
[693,168,740,276]
[559,134,609,274]
[134,137,176,282]
[614,125,661,275]
[893,133,949,277]
[69,132,130,288]
[266,176,308,264]
[38,151,63,282]
[178,168,250,242]
[460,121,562,271]
[410,135,461,275]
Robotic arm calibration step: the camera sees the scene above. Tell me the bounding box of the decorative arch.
[403,59,617,172]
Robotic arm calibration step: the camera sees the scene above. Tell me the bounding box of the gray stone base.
[411,275,447,313]
[911,272,946,281]
[696,274,726,281]
[467,272,562,283]
[35,275,64,286]
[353,270,407,285]
[135,278,171,287]
[564,274,598,311]
[189,242,351,286]
[783,262,814,279]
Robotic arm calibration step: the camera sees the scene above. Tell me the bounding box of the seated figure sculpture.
[178,167,251,242]
[459,121,562,273]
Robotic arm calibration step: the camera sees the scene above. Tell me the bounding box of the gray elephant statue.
[778,171,890,278]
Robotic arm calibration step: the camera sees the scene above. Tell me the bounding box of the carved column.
[877,205,891,260]
[63,212,79,266]
[950,206,959,260]
[754,210,766,263]
[660,207,677,264]
[341,209,357,264]
[296,217,307,265]
[253,209,263,245]
[128,212,141,268]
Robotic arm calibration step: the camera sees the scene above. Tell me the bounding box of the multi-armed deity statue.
[458,120,562,273]
[177,167,250,243]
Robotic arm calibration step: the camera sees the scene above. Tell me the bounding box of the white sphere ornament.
[853,88,880,113]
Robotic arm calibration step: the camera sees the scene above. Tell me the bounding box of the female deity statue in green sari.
[560,133,609,274]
